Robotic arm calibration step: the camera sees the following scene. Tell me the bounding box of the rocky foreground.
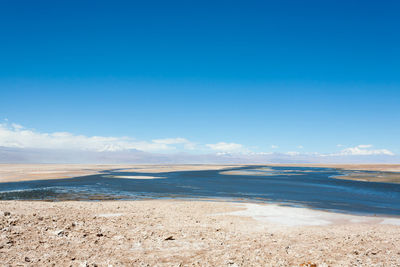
[1,200,400,266]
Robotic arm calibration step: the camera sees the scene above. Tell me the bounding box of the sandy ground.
[0,164,121,183]
[1,200,400,266]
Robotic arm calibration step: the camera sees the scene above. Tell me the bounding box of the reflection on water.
[1,166,400,216]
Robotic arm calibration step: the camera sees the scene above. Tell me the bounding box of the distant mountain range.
[0,146,398,164]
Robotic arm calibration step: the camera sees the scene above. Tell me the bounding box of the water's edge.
[1,166,399,217]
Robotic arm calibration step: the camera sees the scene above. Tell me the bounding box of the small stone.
[55,230,65,236]
[25,257,30,262]
[4,211,11,216]
[165,236,175,241]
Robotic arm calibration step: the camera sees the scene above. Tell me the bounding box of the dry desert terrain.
[1,200,400,266]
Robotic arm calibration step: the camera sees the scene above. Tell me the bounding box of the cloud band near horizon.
[0,121,395,157]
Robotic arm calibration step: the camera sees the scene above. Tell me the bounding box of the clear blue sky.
[0,0,399,154]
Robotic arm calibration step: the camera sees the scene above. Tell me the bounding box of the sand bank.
[220,167,303,176]
[270,164,400,173]
[0,164,122,183]
[318,164,400,183]
[103,175,165,179]
[259,164,400,183]
[1,200,399,266]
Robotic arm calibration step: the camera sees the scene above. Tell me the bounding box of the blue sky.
[0,0,399,156]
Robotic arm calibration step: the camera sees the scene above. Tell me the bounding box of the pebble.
[55,230,65,236]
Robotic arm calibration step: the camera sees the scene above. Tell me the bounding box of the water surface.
[1,166,399,216]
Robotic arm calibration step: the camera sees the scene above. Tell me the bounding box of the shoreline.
[272,163,400,183]
[0,164,241,183]
[1,163,400,183]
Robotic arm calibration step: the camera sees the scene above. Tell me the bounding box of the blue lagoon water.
[1,166,399,216]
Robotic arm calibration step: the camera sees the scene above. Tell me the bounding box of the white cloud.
[338,145,394,156]
[271,145,279,149]
[152,137,188,145]
[0,122,396,160]
[11,123,23,130]
[0,122,195,152]
[152,137,196,150]
[357,144,372,149]
[297,145,304,149]
[206,142,246,153]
